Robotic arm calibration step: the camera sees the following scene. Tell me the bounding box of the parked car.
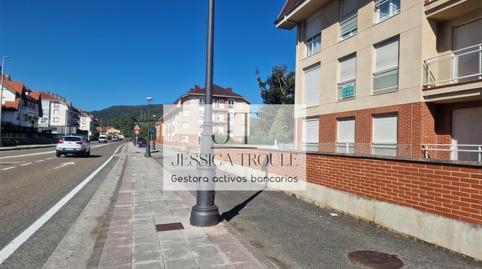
[112,136,119,142]
[98,134,108,143]
[56,136,91,157]
[137,138,147,147]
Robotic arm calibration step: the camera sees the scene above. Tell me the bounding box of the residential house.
[158,84,251,147]
[0,75,42,129]
[276,0,482,162]
[79,112,97,137]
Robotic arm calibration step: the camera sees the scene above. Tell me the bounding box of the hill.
[90,104,163,124]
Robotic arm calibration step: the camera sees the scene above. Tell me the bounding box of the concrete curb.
[0,144,56,151]
[42,145,128,269]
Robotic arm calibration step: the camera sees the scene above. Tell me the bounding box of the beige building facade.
[276,0,482,161]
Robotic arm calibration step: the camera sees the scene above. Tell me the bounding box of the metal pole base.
[145,144,151,157]
[190,203,219,227]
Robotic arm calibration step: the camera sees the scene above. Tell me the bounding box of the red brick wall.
[306,153,482,225]
[315,101,482,159]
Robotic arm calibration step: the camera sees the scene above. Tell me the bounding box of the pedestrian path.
[98,144,265,269]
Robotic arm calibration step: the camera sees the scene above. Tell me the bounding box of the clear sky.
[0,0,295,111]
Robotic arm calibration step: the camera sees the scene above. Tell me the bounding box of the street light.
[190,0,220,227]
[145,96,153,157]
[152,114,156,150]
[0,56,10,147]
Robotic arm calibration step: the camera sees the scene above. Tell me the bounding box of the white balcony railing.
[422,144,482,162]
[424,43,482,87]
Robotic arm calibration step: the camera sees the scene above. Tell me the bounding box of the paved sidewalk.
[97,144,266,269]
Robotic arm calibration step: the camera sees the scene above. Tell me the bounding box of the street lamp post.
[152,114,156,150]
[190,0,220,227]
[145,96,152,157]
[0,56,10,147]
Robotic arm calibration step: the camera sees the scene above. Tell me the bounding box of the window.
[182,122,189,129]
[373,38,399,94]
[302,118,319,151]
[228,100,234,108]
[372,114,397,156]
[338,54,356,100]
[304,65,321,107]
[340,0,358,40]
[305,13,322,57]
[53,117,59,123]
[374,0,400,23]
[337,118,355,153]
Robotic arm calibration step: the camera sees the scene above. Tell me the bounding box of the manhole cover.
[155,222,184,232]
[348,250,404,269]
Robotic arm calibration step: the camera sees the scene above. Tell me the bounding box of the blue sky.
[0,0,295,111]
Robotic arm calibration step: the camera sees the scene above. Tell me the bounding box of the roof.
[30,90,41,101]
[174,84,250,104]
[2,99,20,111]
[40,91,72,108]
[275,0,304,24]
[2,75,26,95]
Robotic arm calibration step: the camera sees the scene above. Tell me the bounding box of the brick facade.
[316,101,482,159]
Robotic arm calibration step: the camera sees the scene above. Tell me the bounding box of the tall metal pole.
[145,97,152,157]
[190,0,219,227]
[0,56,9,147]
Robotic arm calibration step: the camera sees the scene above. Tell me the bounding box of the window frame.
[372,37,400,95]
[374,0,401,24]
[339,0,358,41]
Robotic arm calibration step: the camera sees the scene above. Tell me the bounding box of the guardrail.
[423,43,482,87]
[422,144,482,162]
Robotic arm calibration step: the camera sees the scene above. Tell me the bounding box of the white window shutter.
[340,55,356,82]
[305,13,322,40]
[373,115,397,143]
[304,65,321,107]
[303,118,319,143]
[375,39,399,72]
[337,118,355,142]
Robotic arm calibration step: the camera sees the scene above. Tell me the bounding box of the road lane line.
[46,157,54,160]
[35,160,44,163]
[0,144,124,264]
[1,167,15,171]
[20,162,32,166]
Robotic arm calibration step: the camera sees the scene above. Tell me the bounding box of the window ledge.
[373,11,400,25]
[372,88,399,96]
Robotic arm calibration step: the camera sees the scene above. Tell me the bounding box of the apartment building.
[79,112,97,137]
[276,0,482,162]
[38,91,80,134]
[159,84,250,147]
[0,75,42,129]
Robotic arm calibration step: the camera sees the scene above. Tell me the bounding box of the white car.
[98,135,108,143]
[56,136,91,157]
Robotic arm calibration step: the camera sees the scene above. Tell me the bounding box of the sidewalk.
[97,144,266,269]
[0,144,56,151]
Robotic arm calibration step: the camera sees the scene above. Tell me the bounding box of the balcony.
[425,0,480,21]
[423,43,482,103]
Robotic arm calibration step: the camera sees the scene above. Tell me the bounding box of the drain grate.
[155,222,184,232]
[348,250,404,269]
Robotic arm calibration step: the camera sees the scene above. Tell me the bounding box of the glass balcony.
[424,43,482,88]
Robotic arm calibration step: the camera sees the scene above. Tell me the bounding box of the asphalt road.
[0,142,123,268]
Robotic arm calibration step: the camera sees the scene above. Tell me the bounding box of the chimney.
[194,84,201,90]
[226,87,232,92]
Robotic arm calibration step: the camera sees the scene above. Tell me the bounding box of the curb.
[0,144,56,151]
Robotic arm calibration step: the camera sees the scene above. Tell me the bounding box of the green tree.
[256,65,295,104]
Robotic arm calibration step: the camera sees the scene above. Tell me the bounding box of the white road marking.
[35,160,44,163]
[1,167,15,171]
[54,162,75,170]
[20,162,33,166]
[46,157,54,160]
[0,144,124,264]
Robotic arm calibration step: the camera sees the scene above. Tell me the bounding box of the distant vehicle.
[137,138,147,147]
[112,136,119,142]
[56,136,91,157]
[98,135,108,143]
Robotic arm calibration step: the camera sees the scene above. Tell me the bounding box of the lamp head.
[146,96,153,103]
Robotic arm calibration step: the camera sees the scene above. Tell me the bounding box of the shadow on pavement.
[219,189,264,222]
